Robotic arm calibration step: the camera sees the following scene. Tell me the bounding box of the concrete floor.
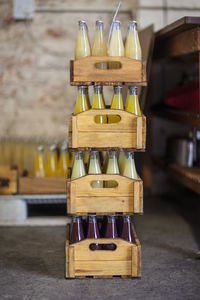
[0,193,200,300]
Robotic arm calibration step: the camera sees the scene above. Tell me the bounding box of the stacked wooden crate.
[66,56,146,278]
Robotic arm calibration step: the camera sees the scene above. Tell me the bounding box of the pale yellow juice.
[106,151,119,187]
[122,151,138,179]
[92,20,107,69]
[74,86,90,115]
[118,149,127,174]
[125,21,142,60]
[125,86,141,115]
[34,146,46,177]
[92,86,107,124]
[108,86,124,123]
[108,20,124,69]
[88,151,103,188]
[71,151,86,180]
[58,144,69,177]
[75,20,91,60]
[45,145,58,177]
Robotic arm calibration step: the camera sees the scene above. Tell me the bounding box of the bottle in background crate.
[88,150,103,188]
[122,151,138,179]
[104,215,118,250]
[106,151,119,187]
[87,213,102,250]
[125,86,141,115]
[92,86,107,124]
[92,20,107,69]
[58,143,69,177]
[118,149,127,174]
[75,20,91,60]
[70,216,85,244]
[71,151,86,180]
[125,21,142,61]
[74,86,90,115]
[45,144,58,177]
[108,86,124,123]
[108,20,124,69]
[121,215,135,243]
[34,145,46,177]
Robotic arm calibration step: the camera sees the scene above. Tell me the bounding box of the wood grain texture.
[0,167,17,195]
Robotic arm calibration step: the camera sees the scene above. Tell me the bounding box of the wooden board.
[68,109,146,150]
[0,167,17,195]
[19,176,67,194]
[67,174,143,215]
[70,56,146,85]
[65,224,141,278]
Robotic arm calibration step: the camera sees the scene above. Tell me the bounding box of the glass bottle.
[101,215,108,237]
[92,20,107,69]
[125,86,141,116]
[104,215,118,250]
[88,150,103,188]
[108,20,124,69]
[70,216,84,244]
[45,144,58,177]
[75,20,91,60]
[121,215,135,243]
[87,213,101,250]
[83,151,90,167]
[106,151,119,188]
[116,214,124,237]
[69,151,74,168]
[122,151,138,180]
[74,86,90,115]
[57,143,69,177]
[34,145,46,177]
[108,86,124,123]
[118,149,127,174]
[71,151,86,180]
[92,86,107,124]
[125,20,142,61]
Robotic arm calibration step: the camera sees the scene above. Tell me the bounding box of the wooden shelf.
[151,106,200,128]
[152,156,200,194]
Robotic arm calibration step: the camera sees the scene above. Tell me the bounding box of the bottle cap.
[49,144,57,152]
[37,145,44,152]
[61,143,68,151]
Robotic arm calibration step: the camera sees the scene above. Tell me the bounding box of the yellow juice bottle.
[45,144,58,177]
[125,21,142,61]
[118,149,127,174]
[69,151,74,168]
[74,86,90,115]
[58,143,69,177]
[71,151,86,180]
[75,20,91,60]
[122,151,138,179]
[106,151,119,187]
[88,151,103,188]
[125,86,141,115]
[34,145,46,177]
[92,85,107,124]
[108,20,124,69]
[108,85,124,123]
[92,20,107,69]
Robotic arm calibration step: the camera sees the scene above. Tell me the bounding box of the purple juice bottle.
[121,215,135,243]
[116,214,124,237]
[100,215,108,237]
[87,213,102,250]
[104,215,118,250]
[70,216,84,244]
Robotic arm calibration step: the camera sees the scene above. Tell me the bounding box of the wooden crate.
[70,56,146,85]
[68,109,146,150]
[19,176,67,194]
[0,167,17,195]
[67,174,143,215]
[65,223,141,278]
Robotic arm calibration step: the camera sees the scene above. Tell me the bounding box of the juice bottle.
[68,150,74,168]
[83,151,90,168]
[74,86,90,115]
[75,20,91,60]
[125,20,142,61]
[125,86,141,116]
[108,20,124,69]
[121,215,135,243]
[116,214,124,237]
[92,20,107,69]
[104,215,118,250]
[122,151,138,179]
[70,216,84,244]
[87,213,102,250]
[108,86,124,123]
[85,86,91,109]
[92,85,107,124]
[45,144,58,177]
[106,151,119,187]
[34,145,46,177]
[57,143,69,177]
[100,215,108,237]
[71,151,86,180]
[118,149,127,174]
[88,150,103,188]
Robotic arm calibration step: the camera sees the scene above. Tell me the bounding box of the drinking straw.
[107,1,122,47]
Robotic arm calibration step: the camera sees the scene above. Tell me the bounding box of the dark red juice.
[104,215,118,250]
[70,216,84,244]
[121,215,135,243]
[87,214,102,250]
[100,215,108,237]
[116,214,124,236]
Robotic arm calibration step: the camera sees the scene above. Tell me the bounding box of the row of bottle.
[74,85,141,118]
[75,20,141,62]
[70,214,135,248]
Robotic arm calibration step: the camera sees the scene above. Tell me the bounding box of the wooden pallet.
[65,224,141,278]
[68,109,146,150]
[67,174,143,215]
[70,56,146,85]
[0,167,17,195]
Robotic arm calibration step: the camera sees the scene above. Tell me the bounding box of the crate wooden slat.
[65,224,141,278]
[68,109,146,150]
[67,174,143,215]
[70,56,146,85]
[19,176,67,194]
[0,167,17,195]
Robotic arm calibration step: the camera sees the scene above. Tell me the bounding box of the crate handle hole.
[90,180,118,188]
[89,243,117,251]
[94,62,122,69]
[0,178,10,187]
[94,115,121,123]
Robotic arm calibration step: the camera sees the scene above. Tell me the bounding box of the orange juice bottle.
[122,151,138,179]
[88,151,103,188]
[92,85,107,124]
[45,144,58,177]
[106,151,119,187]
[125,21,142,61]
[58,143,69,177]
[92,20,107,69]
[108,85,124,123]
[75,20,91,60]
[125,86,141,115]
[34,145,46,177]
[71,151,86,180]
[74,86,90,115]
[108,20,124,69]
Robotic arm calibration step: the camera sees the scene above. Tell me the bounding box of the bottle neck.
[112,20,121,31]
[114,86,122,95]
[94,86,103,95]
[128,87,137,96]
[96,20,104,31]
[123,215,131,223]
[78,86,88,95]
[74,151,83,161]
[128,21,137,31]
[79,21,88,32]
